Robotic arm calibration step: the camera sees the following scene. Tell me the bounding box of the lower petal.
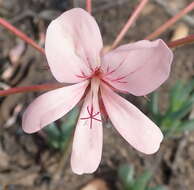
[22,81,89,133]
[71,90,103,174]
[101,84,163,154]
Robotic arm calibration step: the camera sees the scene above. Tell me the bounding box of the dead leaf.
[171,23,189,41]
[9,39,25,65]
[141,3,155,16]
[15,172,38,186]
[0,144,10,169]
[0,167,39,186]
[1,66,15,80]
[4,104,23,128]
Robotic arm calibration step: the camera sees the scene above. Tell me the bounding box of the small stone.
[81,179,109,190]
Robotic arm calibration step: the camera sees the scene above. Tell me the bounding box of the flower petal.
[45,8,103,83]
[22,81,89,133]
[71,90,103,174]
[101,39,173,96]
[101,84,163,154]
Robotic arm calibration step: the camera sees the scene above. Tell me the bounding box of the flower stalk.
[111,0,149,49]
[167,34,194,48]
[1,3,194,98]
[0,33,194,97]
[0,83,64,96]
[86,0,92,14]
[0,18,45,54]
[145,2,194,40]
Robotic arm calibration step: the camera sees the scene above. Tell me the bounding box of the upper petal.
[71,90,103,175]
[101,39,173,96]
[22,81,89,133]
[101,83,163,154]
[45,8,103,83]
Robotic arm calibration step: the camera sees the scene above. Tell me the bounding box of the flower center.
[92,67,101,78]
[76,66,103,81]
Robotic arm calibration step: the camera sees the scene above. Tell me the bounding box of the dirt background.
[0,0,194,189]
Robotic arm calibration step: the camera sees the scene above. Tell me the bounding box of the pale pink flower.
[22,8,173,174]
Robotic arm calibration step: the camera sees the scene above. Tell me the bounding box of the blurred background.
[0,0,194,189]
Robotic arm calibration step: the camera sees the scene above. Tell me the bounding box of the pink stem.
[0,18,45,54]
[111,0,149,49]
[0,83,64,96]
[86,0,92,14]
[167,34,194,48]
[0,34,193,97]
[145,2,194,40]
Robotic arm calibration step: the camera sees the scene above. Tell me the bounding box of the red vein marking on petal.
[104,62,145,85]
[86,57,94,72]
[76,66,102,80]
[101,79,129,94]
[105,75,128,84]
[106,65,110,73]
[76,70,91,79]
[104,57,126,77]
[80,105,101,129]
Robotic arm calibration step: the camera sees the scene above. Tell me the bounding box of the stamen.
[81,105,101,129]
